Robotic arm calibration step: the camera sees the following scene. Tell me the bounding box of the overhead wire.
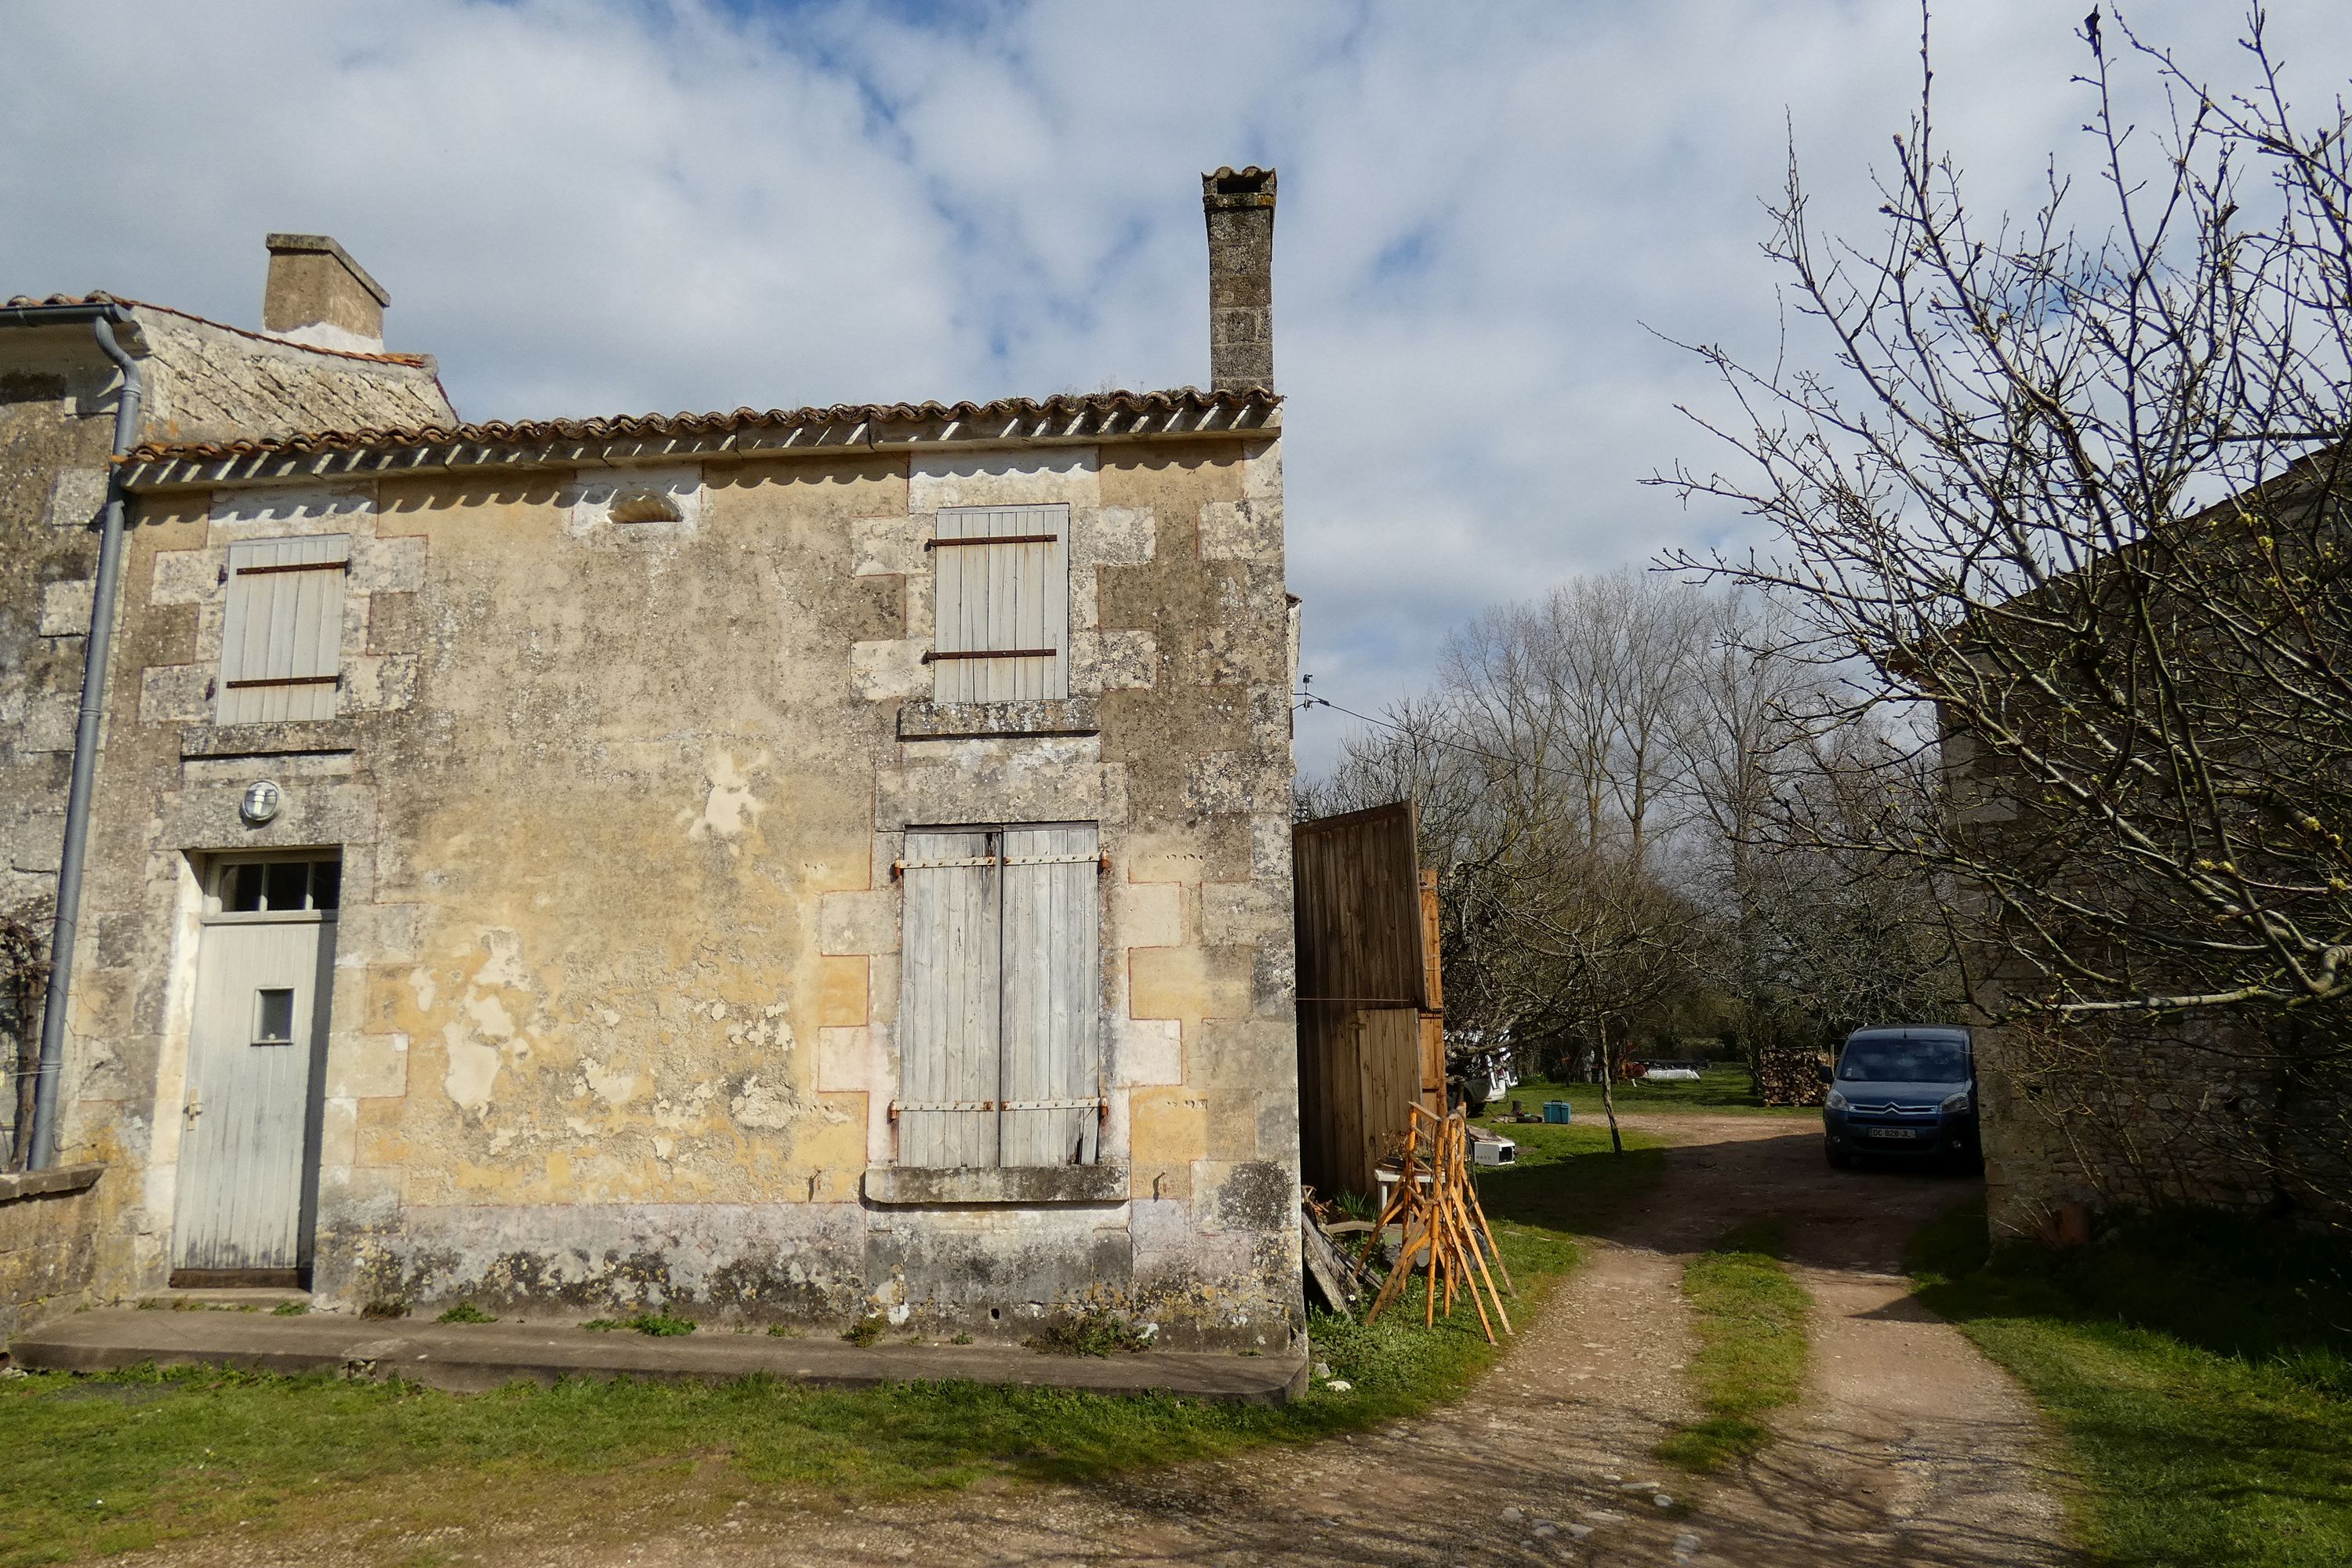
[1292,686,1604,786]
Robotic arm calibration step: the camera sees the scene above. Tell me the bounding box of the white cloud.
[6,0,2346,768]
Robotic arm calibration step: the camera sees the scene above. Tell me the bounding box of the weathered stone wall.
[0,1165,103,1338]
[0,328,113,942]
[1949,730,2352,1240]
[59,430,1300,1350]
[1975,1004,2350,1243]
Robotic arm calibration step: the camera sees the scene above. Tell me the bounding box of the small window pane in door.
[223,863,265,913]
[262,862,308,911]
[253,988,295,1045]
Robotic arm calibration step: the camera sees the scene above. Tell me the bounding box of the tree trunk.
[1598,1018,1625,1156]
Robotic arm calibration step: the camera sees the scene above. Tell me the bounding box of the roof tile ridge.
[121,384,1282,464]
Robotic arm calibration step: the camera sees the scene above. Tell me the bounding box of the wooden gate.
[1294,802,1446,1199]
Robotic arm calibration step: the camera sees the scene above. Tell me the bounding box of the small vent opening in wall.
[610,491,684,524]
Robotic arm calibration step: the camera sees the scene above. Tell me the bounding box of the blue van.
[1822,1025,1978,1171]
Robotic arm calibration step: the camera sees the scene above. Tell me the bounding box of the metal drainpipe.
[17,304,142,1169]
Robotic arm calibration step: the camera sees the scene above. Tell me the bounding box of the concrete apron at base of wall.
[6,1305,1311,1403]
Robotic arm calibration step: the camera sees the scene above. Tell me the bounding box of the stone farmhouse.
[2,170,1303,1353]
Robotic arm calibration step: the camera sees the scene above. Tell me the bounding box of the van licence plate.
[1866,1127,1922,1140]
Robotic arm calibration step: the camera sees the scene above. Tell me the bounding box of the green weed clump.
[434,1303,497,1325]
[840,1316,886,1347]
[1653,1219,1811,1472]
[579,1312,696,1337]
[271,1301,310,1317]
[1025,1309,1155,1357]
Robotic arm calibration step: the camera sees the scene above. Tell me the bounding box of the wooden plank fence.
[1294,801,1447,1199]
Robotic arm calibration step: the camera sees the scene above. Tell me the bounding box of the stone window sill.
[898,698,1098,741]
[0,1162,102,1206]
[182,720,359,760]
[862,1163,1127,1207]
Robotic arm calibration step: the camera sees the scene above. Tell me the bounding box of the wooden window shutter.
[217,535,350,724]
[998,825,1102,1166]
[897,829,1002,1168]
[895,822,1102,1170]
[929,504,1069,702]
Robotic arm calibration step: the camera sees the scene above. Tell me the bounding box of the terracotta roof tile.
[125,386,1279,465]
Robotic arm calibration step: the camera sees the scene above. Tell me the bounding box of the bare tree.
[1676,591,1824,1088]
[1657,8,2352,1208]
[1311,574,1733,1145]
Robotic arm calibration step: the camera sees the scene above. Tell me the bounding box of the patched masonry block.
[42,468,108,530]
[819,891,899,957]
[1131,946,1254,1025]
[38,579,93,638]
[851,639,929,700]
[1198,499,1281,563]
[1112,880,1185,948]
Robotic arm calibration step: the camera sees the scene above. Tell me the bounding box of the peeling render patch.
[684,748,768,844]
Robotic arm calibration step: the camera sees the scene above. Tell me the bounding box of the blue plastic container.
[1542,1101,1573,1125]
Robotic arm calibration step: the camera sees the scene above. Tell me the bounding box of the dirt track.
[300,1113,2076,1566]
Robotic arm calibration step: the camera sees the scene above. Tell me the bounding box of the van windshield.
[1839,1034,1968,1083]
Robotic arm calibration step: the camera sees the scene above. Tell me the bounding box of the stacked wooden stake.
[1363,1105,1517,1343]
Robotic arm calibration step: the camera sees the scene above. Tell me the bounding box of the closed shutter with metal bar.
[1000,824,1102,1165]
[217,535,350,724]
[898,829,1001,1167]
[928,504,1069,702]
[895,823,1102,1168]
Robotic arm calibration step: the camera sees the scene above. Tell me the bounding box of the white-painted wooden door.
[172,861,339,1282]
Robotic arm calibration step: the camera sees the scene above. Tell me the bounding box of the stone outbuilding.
[8,170,1304,1352]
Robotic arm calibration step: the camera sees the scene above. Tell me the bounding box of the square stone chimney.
[263,234,390,353]
[1202,167,1276,391]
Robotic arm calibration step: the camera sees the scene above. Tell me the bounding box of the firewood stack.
[1364,1105,1517,1344]
[1756,1042,1828,1106]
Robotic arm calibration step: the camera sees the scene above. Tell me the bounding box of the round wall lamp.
[240,779,283,826]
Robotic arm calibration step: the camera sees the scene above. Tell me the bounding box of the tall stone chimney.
[263,234,390,353]
[1202,166,1276,391]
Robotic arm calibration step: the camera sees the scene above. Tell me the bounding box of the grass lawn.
[1495,1065,1818,1120]
[1,1123,1664,1566]
[1911,1201,2352,1568]
[1653,1219,1810,1472]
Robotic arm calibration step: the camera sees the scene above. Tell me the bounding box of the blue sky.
[9,1,2349,769]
